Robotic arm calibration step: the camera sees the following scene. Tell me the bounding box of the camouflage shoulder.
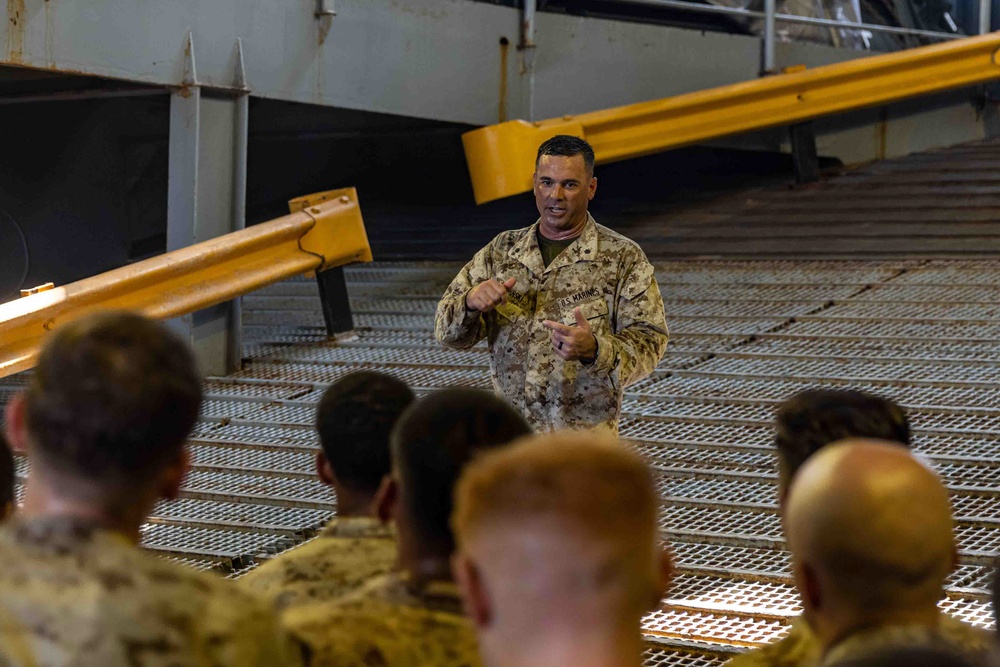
[237,554,284,588]
[619,253,660,302]
[592,221,648,258]
[939,613,996,653]
[285,594,478,667]
[726,621,820,667]
[191,570,305,664]
[727,648,775,667]
[487,224,534,254]
[170,561,281,620]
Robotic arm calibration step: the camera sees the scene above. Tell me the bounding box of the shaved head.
[452,433,671,666]
[786,439,954,643]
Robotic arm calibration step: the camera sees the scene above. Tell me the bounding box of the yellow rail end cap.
[462,118,584,204]
[295,187,374,271]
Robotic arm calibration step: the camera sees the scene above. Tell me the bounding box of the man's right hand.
[465,277,517,313]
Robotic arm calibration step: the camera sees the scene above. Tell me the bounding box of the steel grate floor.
[5,258,1000,667]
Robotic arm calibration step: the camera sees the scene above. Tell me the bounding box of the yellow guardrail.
[0,187,371,378]
[463,33,1000,204]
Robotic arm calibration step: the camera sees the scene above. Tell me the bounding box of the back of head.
[775,389,910,488]
[23,311,202,497]
[316,371,414,494]
[453,433,663,623]
[390,388,530,555]
[786,439,954,629]
[0,430,13,516]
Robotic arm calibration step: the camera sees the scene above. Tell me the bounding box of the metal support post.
[520,0,538,121]
[980,0,992,33]
[167,36,249,376]
[789,121,820,184]
[762,0,777,74]
[315,266,354,335]
[521,0,537,49]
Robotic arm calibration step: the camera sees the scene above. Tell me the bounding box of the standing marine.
[435,135,669,434]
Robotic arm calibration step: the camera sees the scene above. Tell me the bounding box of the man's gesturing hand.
[543,308,597,363]
[465,277,517,313]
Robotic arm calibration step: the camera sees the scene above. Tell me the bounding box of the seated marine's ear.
[159,448,191,502]
[373,474,398,525]
[4,394,27,453]
[650,547,675,611]
[452,552,492,629]
[315,451,336,487]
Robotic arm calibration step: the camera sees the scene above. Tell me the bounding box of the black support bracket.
[315,266,354,335]
[789,121,821,185]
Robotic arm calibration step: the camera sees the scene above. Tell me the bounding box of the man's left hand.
[543,308,597,363]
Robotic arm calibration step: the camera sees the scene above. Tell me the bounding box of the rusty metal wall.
[2,258,998,665]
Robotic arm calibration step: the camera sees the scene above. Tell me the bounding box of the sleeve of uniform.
[585,254,668,387]
[434,243,494,350]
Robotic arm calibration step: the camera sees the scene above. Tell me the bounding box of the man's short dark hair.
[536,135,595,175]
[775,389,910,482]
[390,388,531,554]
[0,431,14,508]
[24,311,202,492]
[316,371,414,494]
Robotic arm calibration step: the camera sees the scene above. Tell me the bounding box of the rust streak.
[498,37,509,123]
[6,0,25,63]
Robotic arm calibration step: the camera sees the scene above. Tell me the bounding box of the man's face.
[533,154,597,236]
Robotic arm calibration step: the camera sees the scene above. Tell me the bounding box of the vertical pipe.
[980,0,991,33]
[232,95,248,235]
[316,0,336,16]
[522,0,537,48]
[166,87,201,362]
[521,0,537,120]
[763,0,776,74]
[228,92,249,373]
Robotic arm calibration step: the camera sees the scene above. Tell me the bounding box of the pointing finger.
[543,320,571,333]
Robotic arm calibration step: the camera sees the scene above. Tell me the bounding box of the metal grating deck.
[4,258,1000,667]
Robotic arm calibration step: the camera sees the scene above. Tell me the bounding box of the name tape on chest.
[557,288,601,310]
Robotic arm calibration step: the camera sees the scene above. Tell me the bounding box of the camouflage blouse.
[435,215,668,434]
[0,516,304,667]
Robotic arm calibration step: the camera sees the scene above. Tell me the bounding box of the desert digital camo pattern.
[726,617,821,667]
[726,614,993,667]
[285,571,479,667]
[435,215,668,434]
[822,616,994,666]
[239,516,396,611]
[0,516,303,667]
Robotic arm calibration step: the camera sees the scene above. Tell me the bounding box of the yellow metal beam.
[0,187,371,379]
[463,33,1000,204]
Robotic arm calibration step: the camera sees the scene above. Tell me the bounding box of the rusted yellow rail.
[0,187,371,378]
[464,33,1000,203]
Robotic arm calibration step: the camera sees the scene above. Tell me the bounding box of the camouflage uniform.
[726,614,992,667]
[822,617,994,666]
[239,516,396,611]
[435,215,668,434]
[0,516,304,667]
[726,617,821,667]
[284,571,479,667]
